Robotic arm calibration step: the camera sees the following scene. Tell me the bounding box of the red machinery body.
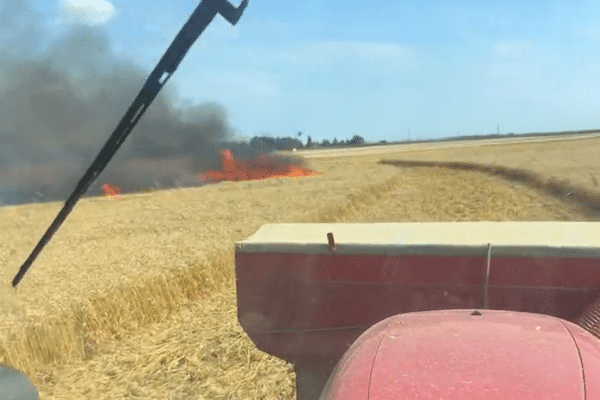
[320,309,600,400]
[235,222,600,399]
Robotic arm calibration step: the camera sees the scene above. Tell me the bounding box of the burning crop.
[198,150,319,184]
[101,183,121,199]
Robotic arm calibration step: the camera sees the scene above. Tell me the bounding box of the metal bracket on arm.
[219,0,249,25]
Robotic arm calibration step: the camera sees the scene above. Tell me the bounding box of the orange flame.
[101,183,121,199]
[198,150,318,183]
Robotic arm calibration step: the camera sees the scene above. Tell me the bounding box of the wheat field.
[0,135,598,399]
[358,134,600,191]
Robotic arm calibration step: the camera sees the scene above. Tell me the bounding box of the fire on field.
[94,150,318,199]
[197,150,318,184]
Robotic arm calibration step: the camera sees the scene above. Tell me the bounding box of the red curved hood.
[324,310,592,400]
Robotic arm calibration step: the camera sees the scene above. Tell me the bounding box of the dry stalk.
[313,173,402,223]
[0,249,234,377]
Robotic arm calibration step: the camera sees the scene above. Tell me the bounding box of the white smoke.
[59,0,117,26]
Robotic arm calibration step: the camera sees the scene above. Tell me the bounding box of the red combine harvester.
[235,222,600,399]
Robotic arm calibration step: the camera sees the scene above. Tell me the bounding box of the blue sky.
[28,0,600,142]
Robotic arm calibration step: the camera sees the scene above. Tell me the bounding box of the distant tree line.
[243,133,366,151]
[249,136,304,151]
[223,127,600,157]
[312,135,365,148]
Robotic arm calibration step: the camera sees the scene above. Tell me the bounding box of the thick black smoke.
[0,1,233,205]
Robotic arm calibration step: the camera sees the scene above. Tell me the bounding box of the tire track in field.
[381,159,600,220]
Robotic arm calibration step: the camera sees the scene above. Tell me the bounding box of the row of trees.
[306,134,365,148]
[248,133,366,151]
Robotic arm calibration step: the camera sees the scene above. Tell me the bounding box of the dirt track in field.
[358,135,600,193]
[1,135,598,399]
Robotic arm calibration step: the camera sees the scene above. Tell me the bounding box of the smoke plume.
[0,0,233,205]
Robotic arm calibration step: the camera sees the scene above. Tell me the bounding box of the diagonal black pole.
[12,0,249,288]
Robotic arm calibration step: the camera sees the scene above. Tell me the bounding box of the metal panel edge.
[235,243,600,258]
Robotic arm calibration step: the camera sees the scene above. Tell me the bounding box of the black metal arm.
[12,0,249,288]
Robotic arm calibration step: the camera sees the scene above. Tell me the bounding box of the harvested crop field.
[0,136,598,399]
[341,134,600,193]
